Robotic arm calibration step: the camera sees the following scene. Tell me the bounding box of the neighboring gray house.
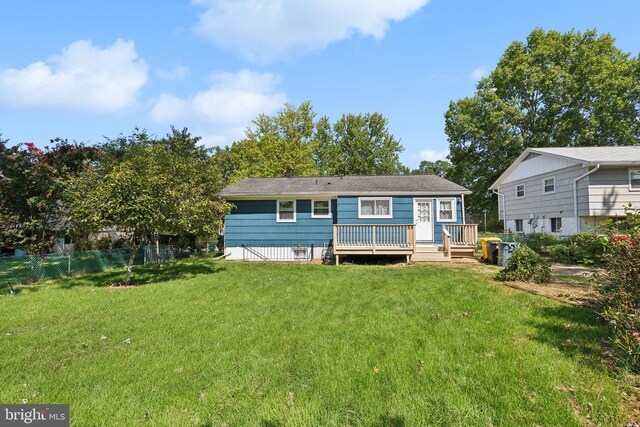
[490,147,640,235]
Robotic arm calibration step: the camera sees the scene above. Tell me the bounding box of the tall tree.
[0,137,99,254]
[225,102,319,182]
[214,102,406,182]
[410,160,452,177]
[317,113,405,176]
[445,29,640,215]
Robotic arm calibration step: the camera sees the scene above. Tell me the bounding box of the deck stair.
[411,245,451,262]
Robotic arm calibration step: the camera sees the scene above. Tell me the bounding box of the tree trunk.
[155,234,161,268]
[125,240,139,286]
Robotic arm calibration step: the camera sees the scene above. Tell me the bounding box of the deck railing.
[333,224,415,251]
[442,224,478,246]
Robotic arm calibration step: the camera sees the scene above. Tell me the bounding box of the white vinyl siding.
[358,197,392,218]
[588,167,640,216]
[276,200,296,222]
[497,164,589,228]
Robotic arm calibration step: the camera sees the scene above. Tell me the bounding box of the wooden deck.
[333,223,477,263]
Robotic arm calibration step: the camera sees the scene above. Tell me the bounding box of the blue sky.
[1,0,639,168]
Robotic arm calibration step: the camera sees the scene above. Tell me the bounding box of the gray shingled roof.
[530,146,640,164]
[217,175,471,198]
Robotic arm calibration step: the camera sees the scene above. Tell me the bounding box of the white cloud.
[156,65,191,81]
[419,148,449,162]
[468,65,489,82]
[192,0,430,61]
[150,69,288,146]
[0,39,147,112]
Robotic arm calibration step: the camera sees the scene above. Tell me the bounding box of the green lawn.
[0,259,630,426]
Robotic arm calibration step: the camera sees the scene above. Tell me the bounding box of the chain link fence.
[0,245,180,292]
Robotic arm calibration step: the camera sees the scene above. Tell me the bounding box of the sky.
[1,0,639,169]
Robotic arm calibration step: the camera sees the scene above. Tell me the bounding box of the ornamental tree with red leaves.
[0,135,99,254]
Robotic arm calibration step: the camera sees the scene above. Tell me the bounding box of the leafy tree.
[224,102,319,182]
[445,29,640,215]
[67,129,231,285]
[214,102,406,182]
[0,137,98,254]
[317,113,405,176]
[410,160,451,177]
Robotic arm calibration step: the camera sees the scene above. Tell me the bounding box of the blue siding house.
[217,175,476,262]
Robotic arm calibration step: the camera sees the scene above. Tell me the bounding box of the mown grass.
[0,259,629,426]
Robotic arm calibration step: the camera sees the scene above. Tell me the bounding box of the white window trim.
[436,198,457,222]
[550,217,562,233]
[515,184,525,199]
[358,197,393,219]
[543,176,556,194]
[311,199,332,219]
[629,168,640,192]
[276,200,296,223]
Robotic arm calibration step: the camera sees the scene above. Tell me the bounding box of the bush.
[597,205,640,370]
[495,244,551,283]
[95,236,112,251]
[568,232,607,266]
[76,240,95,251]
[522,233,558,256]
[112,238,125,249]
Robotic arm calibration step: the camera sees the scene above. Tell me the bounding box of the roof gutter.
[492,189,506,231]
[573,164,600,233]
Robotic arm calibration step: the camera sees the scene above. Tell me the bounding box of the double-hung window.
[358,197,392,218]
[436,199,457,222]
[630,169,640,191]
[516,184,525,198]
[550,217,562,233]
[312,200,331,218]
[543,177,555,194]
[277,200,296,222]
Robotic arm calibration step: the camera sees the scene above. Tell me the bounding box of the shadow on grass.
[528,303,610,369]
[57,259,226,289]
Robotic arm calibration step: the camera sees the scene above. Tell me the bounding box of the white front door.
[414,199,433,242]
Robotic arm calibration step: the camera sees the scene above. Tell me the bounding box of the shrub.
[76,240,95,251]
[597,205,640,370]
[112,238,125,249]
[496,244,551,284]
[547,243,575,264]
[523,233,558,256]
[568,232,607,266]
[95,236,112,251]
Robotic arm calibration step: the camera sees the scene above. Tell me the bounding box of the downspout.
[492,189,506,232]
[573,164,600,234]
[461,194,466,224]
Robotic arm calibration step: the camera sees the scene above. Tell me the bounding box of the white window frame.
[550,217,562,233]
[276,200,296,223]
[514,219,523,233]
[311,199,332,219]
[436,198,457,222]
[358,197,393,219]
[543,177,556,194]
[515,184,525,198]
[629,168,640,191]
